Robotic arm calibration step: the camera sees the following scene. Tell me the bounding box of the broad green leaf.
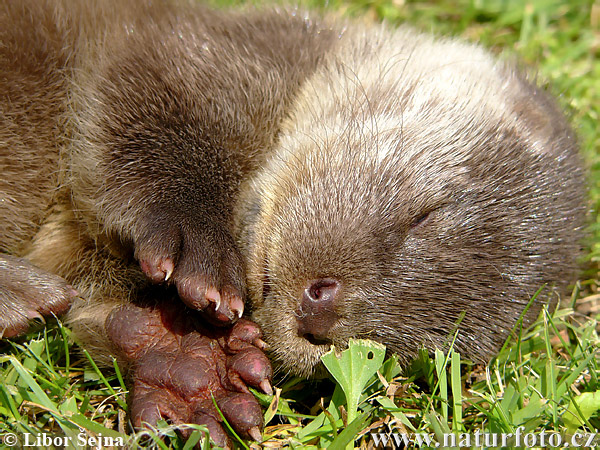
[564,391,600,431]
[321,339,385,425]
[321,339,385,449]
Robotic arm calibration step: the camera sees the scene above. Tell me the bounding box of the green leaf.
[499,379,521,413]
[556,353,596,398]
[82,349,127,410]
[321,339,385,426]
[321,339,385,449]
[295,412,326,440]
[59,396,79,415]
[67,413,127,439]
[450,351,463,431]
[564,391,600,431]
[510,396,545,429]
[327,411,370,450]
[182,430,202,450]
[263,387,280,426]
[375,396,417,431]
[434,350,448,420]
[425,411,451,443]
[21,339,45,373]
[8,356,60,414]
[379,353,401,382]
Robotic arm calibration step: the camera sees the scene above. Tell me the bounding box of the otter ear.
[510,73,576,159]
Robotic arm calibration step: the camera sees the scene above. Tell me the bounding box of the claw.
[25,310,45,322]
[229,295,244,319]
[140,257,175,283]
[259,379,273,395]
[247,426,262,443]
[164,261,174,281]
[254,338,269,350]
[205,287,221,312]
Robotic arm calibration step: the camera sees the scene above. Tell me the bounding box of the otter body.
[1,0,336,442]
[1,0,585,442]
[1,0,337,331]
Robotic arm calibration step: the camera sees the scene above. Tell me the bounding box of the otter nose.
[296,278,340,345]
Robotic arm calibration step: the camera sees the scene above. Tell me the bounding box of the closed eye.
[411,211,432,228]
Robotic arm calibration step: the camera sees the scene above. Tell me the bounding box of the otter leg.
[70,23,255,326]
[0,254,76,338]
[25,205,272,446]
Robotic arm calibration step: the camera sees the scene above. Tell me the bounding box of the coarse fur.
[238,25,585,377]
[1,0,337,352]
[1,0,585,420]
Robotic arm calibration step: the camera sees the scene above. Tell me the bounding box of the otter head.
[235,27,584,377]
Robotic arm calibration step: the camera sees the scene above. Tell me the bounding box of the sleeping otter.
[0,0,585,445]
[239,23,586,377]
[1,0,336,444]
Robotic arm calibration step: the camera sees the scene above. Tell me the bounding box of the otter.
[239,24,586,377]
[1,0,336,444]
[1,0,585,446]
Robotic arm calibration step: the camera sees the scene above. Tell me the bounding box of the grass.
[262,299,599,448]
[1,0,598,448]
[1,293,598,448]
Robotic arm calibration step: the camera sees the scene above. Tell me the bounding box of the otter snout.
[296,278,340,345]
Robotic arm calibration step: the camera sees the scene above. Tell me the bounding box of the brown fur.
[237,24,586,376]
[1,0,585,388]
[0,0,336,350]
[1,1,337,442]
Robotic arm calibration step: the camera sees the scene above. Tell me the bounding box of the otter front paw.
[106,301,272,448]
[0,254,76,338]
[133,211,245,325]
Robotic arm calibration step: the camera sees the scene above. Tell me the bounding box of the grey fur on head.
[237,24,585,377]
